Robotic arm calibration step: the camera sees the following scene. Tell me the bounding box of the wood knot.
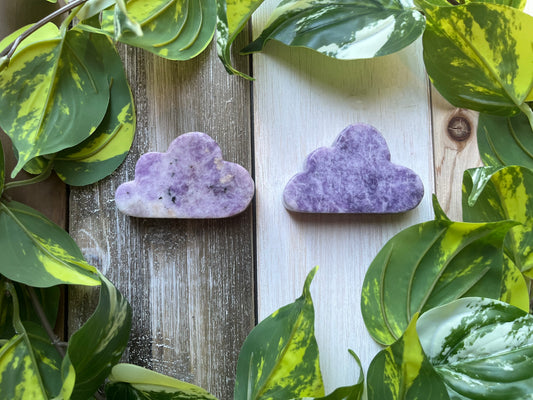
[447,116,471,142]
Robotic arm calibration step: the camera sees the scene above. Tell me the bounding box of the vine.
[0,0,532,398]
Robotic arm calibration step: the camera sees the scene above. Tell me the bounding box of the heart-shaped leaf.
[0,200,100,287]
[59,273,132,400]
[105,363,218,400]
[216,0,262,78]
[51,33,135,186]
[100,0,217,61]
[0,282,63,399]
[241,0,426,59]
[0,23,110,177]
[234,267,324,400]
[463,166,533,278]
[367,315,450,400]
[420,3,533,117]
[417,297,533,399]
[361,196,517,346]
[477,112,533,169]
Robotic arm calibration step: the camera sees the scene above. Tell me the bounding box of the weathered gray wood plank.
[68,37,255,399]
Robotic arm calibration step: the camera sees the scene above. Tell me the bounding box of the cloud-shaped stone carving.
[283,124,424,213]
[115,132,254,218]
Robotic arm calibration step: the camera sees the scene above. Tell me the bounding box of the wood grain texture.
[431,89,482,221]
[250,1,436,392]
[68,37,255,399]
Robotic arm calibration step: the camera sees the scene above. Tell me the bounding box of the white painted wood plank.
[251,1,436,392]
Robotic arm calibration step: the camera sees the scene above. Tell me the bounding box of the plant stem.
[0,0,88,59]
[520,103,533,133]
[27,286,66,358]
[4,161,54,190]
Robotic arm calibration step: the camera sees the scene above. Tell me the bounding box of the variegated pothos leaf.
[105,363,218,399]
[367,315,450,400]
[241,0,426,59]
[420,3,533,116]
[463,166,533,279]
[0,23,110,177]
[477,112,533,169]
[59,273,132,400]
[234,267,324,400]
[216,0,262,78]
[0,200,100,287]
[417,297,533,399]
[100,0,217,61]
[0,139,4,195]
[361,196,518,346]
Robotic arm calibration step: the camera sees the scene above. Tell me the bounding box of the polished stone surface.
[115,132,254,218]
[283,124,424,213]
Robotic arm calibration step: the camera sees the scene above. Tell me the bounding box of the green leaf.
[421,3,533,117]
[234,266,324,400]
[477,112,533,169]
[463,166,533,279]
[77,0,117,20]
[0,200,100,287]
[59,273,132,400]
[0,23,110,177]
[0,138,4,195]
[417,297,533,399]
[0,282,60,340]
[361,198,517,345]
[0,283,63,399]
[105,363,218,399]
[101,0,217,61]
[50,33,135,186]
[367,315,450,400]
[241,0,426,59]
[499,253,529,312]
[216,0,262,78]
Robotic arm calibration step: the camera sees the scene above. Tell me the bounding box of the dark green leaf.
[477,112,533,169]
[234,267,325,400]
[50,32,135,186]
[463,166,533,280]
[0,138,4,195]
[101,0,217,61]
[0,282,60,340]
[0,23,110,177]
[216,0,262,78]
[241,0,426,59]
[421,3,533,116]
[0,200,100,287]
[0,283,62,399]
[367,315,450,400]
[361,197,518,345]
[106,363,218,400]
[417,297,533,399]
[59,273,132,400]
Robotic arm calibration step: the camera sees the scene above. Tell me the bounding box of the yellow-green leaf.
[106,363,218,399]
[101,0,217,61]
[421,3,533,116]
[463,166,533,278]
[216,0,263,78]
[367,315,450,400]
[0,23,110,177]
[361,196,517,346]
[234,267,324,400]
[0,200,100,287]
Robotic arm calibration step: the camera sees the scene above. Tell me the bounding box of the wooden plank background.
[8,0,533,398]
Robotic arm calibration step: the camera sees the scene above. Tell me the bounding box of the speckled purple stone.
[283,124,424,213]
[115,132,254,218]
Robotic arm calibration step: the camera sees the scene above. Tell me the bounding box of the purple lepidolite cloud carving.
[283,124,424,213]
[115,132,254,218]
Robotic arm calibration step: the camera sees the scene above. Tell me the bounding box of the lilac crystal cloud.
[115,132,254,218]
[283,124,424,213]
